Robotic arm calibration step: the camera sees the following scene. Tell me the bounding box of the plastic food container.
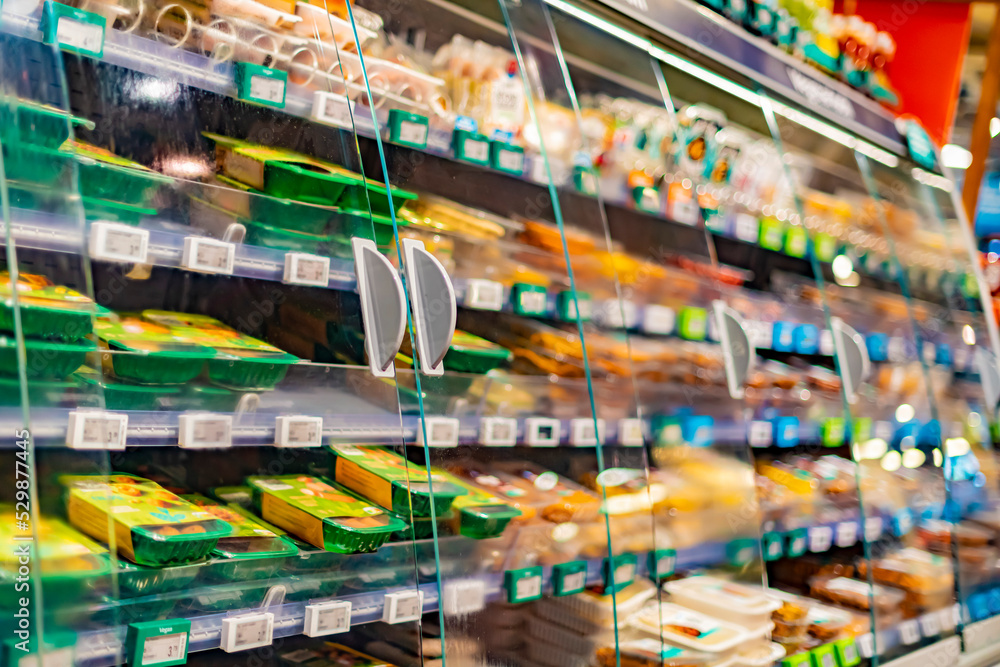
[248,474,407,553]
[75,367,180,410]
[538,579,656,633]
[141,311,299,389]
[329,444,467,517]
[95,315,217,385]
[804,603,854,641]
[117,559,205,596]
[809,576,905,613]
[206,174,337,235]
[443,330,512,373]
[0,272,103,340]
[442,470,522,539]
[62,474,231,566]
[771,601,811,641]
[2,99,90,149]
[665,575,780,629]
[67,139,172,207]
[458,460,601,524]
[630,602,761,653]
[0,335,93,379]
[243,217,343,254]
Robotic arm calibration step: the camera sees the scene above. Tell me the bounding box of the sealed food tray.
[3,100,90,149]
[209,174,337,235]
[551,578,656,626]
[96,315,216,385]
[62,474,231,566]
[444,472,521,539]
[0,272,104,341]
[248,474,407,553]
[809,576,904,613]
[3,143,70,186]
[67,140,172,206]
[244,217,342,254]
[0,336,93,379]
[81,196,155,224]
[665,575,780,629]
[117,559,205,596]
[630,602,765,653]
[75,368,180,410]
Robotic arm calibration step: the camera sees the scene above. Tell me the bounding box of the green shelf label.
[678,307,708,341]
[491,141,524,175]
[41,1,105,58]
[647,548,677,580]
[809,644,838,667]
[834,638,861,667]
[234,62,287,108]
[725,538,756,567]
[504,566,543,603]
[822,418,846,447]
[602,553,637,593]
[759,217,785,251]
[127,619,191,667]
[512,283,547,316]
[454,130,491,166]
[763,531,784,561]
[785,225,809,258]
[389,110,429,149]
[786,528,808,558]
[552,560,588,596]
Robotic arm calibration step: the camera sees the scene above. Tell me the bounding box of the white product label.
[480,417,517,446]
[642,305,675,335]
[67,411,127,450]
[142,632,187,665]
[748,421,772,447]
[819,329,834,356]
[311,91,353,129]
[382,591,423,624]
[283,253,330,287]
[899,620,920,645]
[809,525,833,552]
[497,148,524,173]
[443,579,486,616]
[249,74,285,104]
[919,612,941,637]
[463,138,489,162]
[516,575,541,600]
[563,570,586,592]
[887,337,906,363]
[569,418,604,446]
[465,279,504,310]
[275,416,323,448]
[90,222,149,264]
[56,16,103,53]
[418,417,459,447]
[182,237,235,274]
[518,289,547,314]
[398,121,427,146]
[864,516,883,542]
[613,561,635,585]
[835,521,858,547]
[524,418,560,446]
[304,600,351,637]
[734,213,759,242]
[178,414,233,449]
[222,613,274,652]
[618,418,644,446]
[564,296,592,320]
[744,320,774,348]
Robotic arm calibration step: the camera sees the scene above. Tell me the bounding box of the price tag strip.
[220,612,274,652]
[66,411,128,450]
[442,579,486,616]
[283,253,330,287]
[178,414,233,449]
[275,416,323,448]
[90,222,150,264]
[524,418,561,447]
[417,417,460,447]
[182,237,235,275]
[382,590,424,624]
[303,600,351,637]
[480,417,517,446]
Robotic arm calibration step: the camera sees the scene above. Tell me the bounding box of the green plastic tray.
[444,331,512,374]
[173,384,243,412]
[0,376,79,407]
[207,352,295,390]
[215,174,336,235]
[75,156,171,207]
[2,101,90,149]
[75,370,180,410]
[338,179,417,218]
[3,143,70,185]
[0,336,92,379]
[243,217,338,254]
[105,347,212,385]
[116,559,205,596]
[0,301,96,342]
[338,208,401,248]
[81,196,155,224]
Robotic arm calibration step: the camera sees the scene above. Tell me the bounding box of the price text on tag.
[67,411,128,450]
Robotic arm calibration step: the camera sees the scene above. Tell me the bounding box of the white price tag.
[442,579,486,616]
[748,421,772,447]
[303,600,351,637]
[641,305,675,335]
[518,289,547,314]
[66,411,127,450]
[835,521,858,547]
[596,300,637,329]
[311,91,353,129]
[808,525,833,552]
[562,570,586,592]
[463,138,489,162]
[744,320,774,348]
[516,575,541,600]
[948,603,962,629]
[249,75,285,104]
[734,213,759,242]
[618,418,644,446]
[954,345,970,370]
[221,613,273,652]
[524,418,560,447]
[382,590,424,624]
[856,634,875,658]
[671,197,700,226]
[398,121,427,146]
[178,414,233,449]
[923,342,936,364]
[864,516,883,542]
[142,632,187,665]
[819,329,834,356]
[56,16,103,53]
[90,222,150,264]
[480,417,517,446]
[465,279,504,311]
[181,237,235,274]
[275,416,323,447]
[887,336,906,363]
[497,148,524,173]
[569,418,604,446]
[529,155,548,184]
[899,619,920,645]
[283,253,330,287]
[919,612,941,638]
[417,417,459,447]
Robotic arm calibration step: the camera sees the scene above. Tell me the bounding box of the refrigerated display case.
[0,0,997,665]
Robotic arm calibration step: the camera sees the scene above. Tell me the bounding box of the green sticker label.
[505,566,543,603]
[41,1,105,58]
[234,62,287,108]
[389,110,429,149]
[647,548,677,580]
[552,560,588,596]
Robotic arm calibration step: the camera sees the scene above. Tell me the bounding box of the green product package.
[759,217,786,251]
[209,174,336,235]
[0,335,93,379]
[141,310,299,389]
[1,99,91,149]
[439,470,521,539]
[3,143,70,186]
[328,445,466,517]
[61,474,231,566]
[94,315,217,385]
[81,196,155,224]
[247,475,407,553]
[444,331,512,374]
[65,139,172,207]
[0,271,104,340]
[75,366,180,410]
[116,559,204,596]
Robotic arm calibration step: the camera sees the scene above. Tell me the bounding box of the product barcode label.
[275,416,323,447]
[418,417,459,447]
[465,279,504,310]
[311,91,353,129]
[56,15,103,54]
[398,121,428,147]
[618,418,644,446]
[182,237,235,274]
[142,632,187,665]
[67,411,128,450]
[249,74,285,105]
[463,138,489,162]
[899,620,920,645]
[480,417,517,446]
[809,525,833,552]
[497,148,523,173]
[304,600,351,637]
[179,414,233,449]
[283,253,330,287]
[835,521,857,547]
[748,421,772,447]
[90,222,149,264]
